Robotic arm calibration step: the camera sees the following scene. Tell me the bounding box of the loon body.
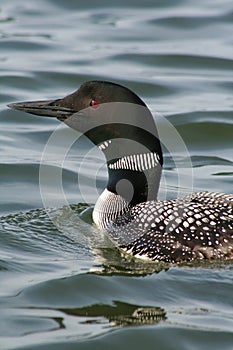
[8,81,233,263]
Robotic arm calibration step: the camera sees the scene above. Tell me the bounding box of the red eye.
[90,99,99,108]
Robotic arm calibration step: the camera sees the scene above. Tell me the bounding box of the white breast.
[93,188,129,229]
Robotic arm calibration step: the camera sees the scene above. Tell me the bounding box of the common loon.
[8,81,233,263]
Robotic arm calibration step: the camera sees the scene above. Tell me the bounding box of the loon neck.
[95,114,163,207]
[93,132,163,229]
[96,123,163,202]
[106,155,162,205]
[93,151,162,229]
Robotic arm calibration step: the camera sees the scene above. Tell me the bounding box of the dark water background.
[0,0,233,349]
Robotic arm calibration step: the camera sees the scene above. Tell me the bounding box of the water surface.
[0,0,233,349]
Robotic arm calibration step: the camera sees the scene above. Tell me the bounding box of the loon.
[8,80,233,263]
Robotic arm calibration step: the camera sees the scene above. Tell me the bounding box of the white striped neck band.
[108,152,160,171]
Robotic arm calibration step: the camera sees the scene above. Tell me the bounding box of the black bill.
[7,99,76,121]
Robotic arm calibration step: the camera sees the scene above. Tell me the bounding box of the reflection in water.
[92,246,169,275]
[59,301,166,327]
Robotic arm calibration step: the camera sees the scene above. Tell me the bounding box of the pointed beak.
[7,99,76,121]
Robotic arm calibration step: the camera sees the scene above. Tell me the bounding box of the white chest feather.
[93,188,129,229]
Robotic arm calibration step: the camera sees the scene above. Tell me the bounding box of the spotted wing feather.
[108,192,233,263]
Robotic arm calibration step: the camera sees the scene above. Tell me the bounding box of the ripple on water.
[1,0,233,349]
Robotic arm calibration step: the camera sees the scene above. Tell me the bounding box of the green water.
[0,0,233,349]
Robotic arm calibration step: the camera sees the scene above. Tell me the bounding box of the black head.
[8,80,160,151]
[8,80,163,204]
[8,80,146,120]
